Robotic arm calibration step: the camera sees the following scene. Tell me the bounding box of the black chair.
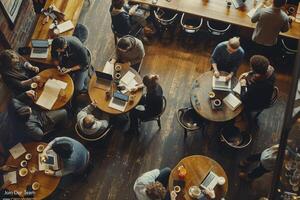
[279,38,298,66]
[176,107,206,139]
[253,86,279,120]
[111,23,143,45]
[139,96,167,129]
[154,8,178,40]
[73,24,89,44]
[180,13,203,46]
[75,123,112,142]
[206,20,231,36]
[220,125,252,150]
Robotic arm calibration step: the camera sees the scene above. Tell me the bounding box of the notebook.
[57,20,74,34]
[223,93,242,111]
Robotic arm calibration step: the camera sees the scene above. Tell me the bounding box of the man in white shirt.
[133,168,171,200]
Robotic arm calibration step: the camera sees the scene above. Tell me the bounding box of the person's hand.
[0,165,11,172]
[91,100,97,107]
[214,70,220,78]
[26,90,36,100]
[45,169,55,176]
[32,75,41,83]
[30,65,40,73]
[203,188,216,199]
[170,191,177,200]
[129,5,138,15]
[60,67,72,74]
[240,79,247,87]
[109,58,116,64]
[225,74,232,82]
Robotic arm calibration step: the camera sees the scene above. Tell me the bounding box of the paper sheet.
[120,71,135,85]
[36,79,67,110]
[103,61,114,75]
[57,20,74,34]
[9,143,26,159]
[3,171,17,184]
[233,82,241,95]
[223,93,242,111]
[247,3,263,18]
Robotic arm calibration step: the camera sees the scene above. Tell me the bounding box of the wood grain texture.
[6,142,61,200]
[131,0,300,39]
[35,68,74,110]
[168,155,228,200]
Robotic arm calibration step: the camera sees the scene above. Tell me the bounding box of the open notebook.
[223,93,242,111]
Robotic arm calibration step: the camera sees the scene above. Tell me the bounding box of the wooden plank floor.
[52,1,293,200]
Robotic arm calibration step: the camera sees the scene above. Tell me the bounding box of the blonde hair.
[228,37,240,49]
[145,181,167,200]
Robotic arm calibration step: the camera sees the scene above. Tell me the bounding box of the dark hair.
[250,55,270,75]
[117,37,132,50]
[143,74,159,92]
[51,37,66,51]
[16,106,31,121]
[112,0,124,9]
[145,181,167,200]
[52,142,73,159]
[273,0,287,7]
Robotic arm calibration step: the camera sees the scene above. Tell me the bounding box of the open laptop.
[95,71,113,90]
[108,92,129,112]
[212,76,232,92]
[200,171,219,190]
[30,39,49,59]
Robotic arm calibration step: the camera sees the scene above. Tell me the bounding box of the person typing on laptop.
[210,37,244,81]
[51,36,90,93]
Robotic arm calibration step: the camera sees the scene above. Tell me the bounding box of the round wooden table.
[88,64,143,115]
[191,71,243,122]
[5,142,61,199]
[168,155,228,200]
[35,68,74,110]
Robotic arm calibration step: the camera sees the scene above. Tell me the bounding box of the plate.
[36,145,44,152]
[19,168,28,177]
[32,182,40,191]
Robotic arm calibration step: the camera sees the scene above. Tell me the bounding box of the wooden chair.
[75,123,112,142]
[253,86,279,120]
[139,96,167,129]
[176,107,206,139]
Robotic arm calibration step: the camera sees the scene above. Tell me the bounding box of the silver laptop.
[200,171,219,190]
[30,39,49,59]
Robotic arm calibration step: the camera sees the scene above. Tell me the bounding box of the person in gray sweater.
[77,101,109,135]
[110,35,145,72]
[251,0,290,46]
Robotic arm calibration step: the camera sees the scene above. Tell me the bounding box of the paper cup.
[213,99,221,107]
[31,82,38,89]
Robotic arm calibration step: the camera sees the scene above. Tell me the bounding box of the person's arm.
[77,104,95,122]
[43,137,70,153]
[211,45,220,77]
[251,8,261,23]
[23,62,39,73]
[133,169,160,199]
[281,16,290,33]
[228,50,244,80]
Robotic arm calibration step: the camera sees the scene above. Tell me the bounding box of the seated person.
[110,35,145,72]
[133,168,171,200]
[129,74,163,131]
[0,50,41,96]
[51,36,90,93]
[77,100,109,135]
[239,55,275,112]
[42,136,90,176]
[11,91,68,140]
[211,37,244,81]
[110,0,151,36]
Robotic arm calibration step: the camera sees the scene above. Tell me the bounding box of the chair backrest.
[269,86,279,107]
[206,20,231,36]
[176,107,201,131]
[154,8,178,26]
[75,122,112,142]
[141,96,167,122]
[180,13,203,33]
[220,131,252,149]
[281,38,298,55]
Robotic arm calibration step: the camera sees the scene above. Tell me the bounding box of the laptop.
[108,92,129,112]
[231,0,245,8]
[200,171,219,190]
[95,71,113,90]
[30,39,49,59]
[212,76,232,92]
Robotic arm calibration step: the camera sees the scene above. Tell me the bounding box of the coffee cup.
[288,6,295,15]
[115,73,121,80]
[31,82,38,89]
[189,186,201,198]
[37,144,44,152]
[129,95,135,104]
[208,91,215,99]
[213,99,222,107]
[174,186,181,193]
[25,153,32,160]
[114,64,122,72]
[32,182,40,191]
[218,176,226,185]
[20,160,28,167]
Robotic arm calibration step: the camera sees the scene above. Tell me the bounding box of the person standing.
[211,37,244,81]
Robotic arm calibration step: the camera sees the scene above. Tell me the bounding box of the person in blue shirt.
[42,137,90,176]
[211,37,245,81]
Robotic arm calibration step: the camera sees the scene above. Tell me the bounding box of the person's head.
[273,0,287,8]
[83,114,95,129]
[0,49,20,71]
[226,37,241,54]
[145,181,167,200]
[51,37,67,53]
[117,36,133,52]
[250,55,270,75]
[52,142,73,159]
[143,74,159,92]
[112,0,125,9]
[16,105,32,121]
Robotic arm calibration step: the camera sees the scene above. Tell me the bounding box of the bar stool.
[280,38,298,65]
[154,8,178,41]
[180,13,203,47]
[206,20,231,36]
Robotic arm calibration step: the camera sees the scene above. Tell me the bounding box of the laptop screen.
[31,39,49,48]
[113,92,129,102]
[96,71,113,81]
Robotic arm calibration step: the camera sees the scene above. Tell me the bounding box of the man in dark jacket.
[51,36,90,93]
[11,91,68,140]
[240,55,276,112]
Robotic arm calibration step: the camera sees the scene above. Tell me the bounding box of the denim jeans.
[155,167,171,188]
[72,69,88,93]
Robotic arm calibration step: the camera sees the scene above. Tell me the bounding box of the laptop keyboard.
[32,47,48,54]
[202,172,216,187]
[112,98,126,107]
